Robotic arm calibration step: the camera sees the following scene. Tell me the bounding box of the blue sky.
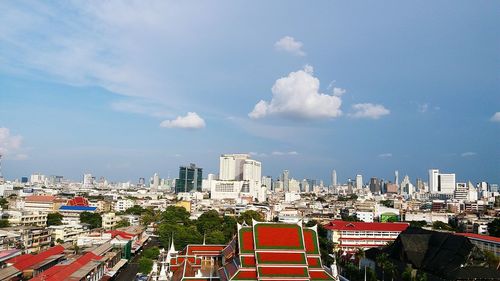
[0,1,499,184]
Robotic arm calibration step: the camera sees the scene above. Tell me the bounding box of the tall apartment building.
[175,163,202,193]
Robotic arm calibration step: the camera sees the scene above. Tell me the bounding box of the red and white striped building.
[324,220,409,253]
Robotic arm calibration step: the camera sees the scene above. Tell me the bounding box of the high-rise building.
[219,154,249,181]
[282,170,289,192]
[83,173,93,189]
[331,169,337,187]
[429,169,455,194]
[152,173,160,191]
[355,174,363,189]
[455,183,468,201]
[175,164,202,193]
[262,176,272,191]
[394,170,399,186]
[369,177,381,193]
[400,175,414,195]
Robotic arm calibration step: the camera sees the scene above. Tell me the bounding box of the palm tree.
[355,248,365,269]
[376,253,389,281]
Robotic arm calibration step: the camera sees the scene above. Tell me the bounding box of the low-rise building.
[24,195,57,212]
[456,233,500,257]
[49,224,90,244]
[324,220,409,253]
[3,210,47,227]
[102,212,119,230]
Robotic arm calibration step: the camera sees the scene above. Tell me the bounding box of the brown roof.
[25,195,56,203]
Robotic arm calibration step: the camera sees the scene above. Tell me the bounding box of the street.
[116,236,159,281]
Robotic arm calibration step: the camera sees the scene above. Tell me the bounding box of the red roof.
[11,245,65,271]
[66,196,89,206]
[324,220,409,232]
[25,195,55,202]
[106,230,135,240]
[31,252,102,281]
[455,233,500,243]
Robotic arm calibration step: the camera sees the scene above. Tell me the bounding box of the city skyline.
[1,1,499,183]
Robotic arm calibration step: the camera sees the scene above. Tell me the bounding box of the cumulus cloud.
[349,103,390,119]
[490,112,500,122]
[0,127,27,160]
[160,112,205,129]
[378,153,393,158]
[461,152,477,157]
[249,65,342,120]
[274,36,306,56]
[333,87,346,97]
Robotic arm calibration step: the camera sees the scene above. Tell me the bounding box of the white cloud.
[160,112,205,129]
[418,103,429,113]
[274,36,306,56]
[378,153,392,158]
[349,103,390,119]
[0,128,28,160]
[249,65,342,120]
[271,151,299,156]
[249,152,268,157]
[461,152,477,157]
[490,112,500,122]
[333,87,346,97]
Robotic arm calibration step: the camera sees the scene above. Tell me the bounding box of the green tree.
[402,265,413,281]
[484,250,499,269]
[306,220,334,266]
[143,246,160,260]
[237,210,263,225]
[221,216,237,241]
[205,230,226,244]
[158,223,202,250]
[125,205,145,216]
[408,220,427,228]
[114,219,131,229]
[196,210,222,235]
[79,212,102,229]
[138,257,153,274]
[47,212,63,226]
[0,220,9,228]
[162,206,191,225]
[487,218,500,237]
[141,208,162,226]
[0,198,9,209]
[376,253,389,281]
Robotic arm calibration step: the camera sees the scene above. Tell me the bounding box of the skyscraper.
[369,177,381,193]
[175,163,202,193]
[152,172,160,192]
[355,174,363,189]
[282,170,289,192]
[219,154,249,181]
[331,169,337,187]
[428,169,455,194]
[394,170,399,186]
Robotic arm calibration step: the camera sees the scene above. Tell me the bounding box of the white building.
[355,174,363,189]
[428,169,455,194]
[114,199,135,212]
[49,224,89,243]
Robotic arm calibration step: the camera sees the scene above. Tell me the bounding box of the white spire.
[158,262,168,281]
[203,233,206,245]
[166,235,176,264]
[329,254,339,281]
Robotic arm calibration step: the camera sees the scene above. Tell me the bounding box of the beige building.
[49,224,90,244]
[102,212,120,230]
[5,210,47,227]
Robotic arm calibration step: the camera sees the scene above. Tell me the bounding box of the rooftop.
[324,220,409,232]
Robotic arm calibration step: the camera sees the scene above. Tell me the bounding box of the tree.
[0,198,9,209]
[47,213,63,226]
[487,218,500,237]
[205,230,226,244]
[0,220,9,228]
[196,210,222,235]
[138,257,153,274]
[408,220,427,228]
[125,205,145,216]
[221,216,237,241]
[237,210,263,225]
[141,208,162,226]
[432,221,453,231]
[484,250,500,269]
[114,219,131,229]
[79,212,102,229]
[376,253,389,281]
[143,247,160,260]
[306,220,334,266]
[162,206,191,225]
[402,265,413,281]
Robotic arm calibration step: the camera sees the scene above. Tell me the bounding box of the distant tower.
[0,154,3,183]
[152,172,160,192]
[331,169,337,187]
[395,170,399,187]
[355,174,363,189]
[282,170,290,192]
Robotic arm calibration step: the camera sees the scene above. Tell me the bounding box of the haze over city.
[1,1,499,183]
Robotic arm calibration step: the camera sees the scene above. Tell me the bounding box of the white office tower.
[152,173,160,191]
[400,175,415,195]
[331,170,337,187]
[428,169,456,194]
[468,184,479,201]
[219,154,249,180]
[454,183,468,201]
[301,179,310,193]
[429,169,439,193]
[288,179,300,193]
[83,173,93,189]
[355,174,363,189]
[395,170,399,187]
[211,154,262,201]
[30,173,46,185]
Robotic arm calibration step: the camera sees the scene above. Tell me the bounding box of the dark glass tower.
[175,163,202,193]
